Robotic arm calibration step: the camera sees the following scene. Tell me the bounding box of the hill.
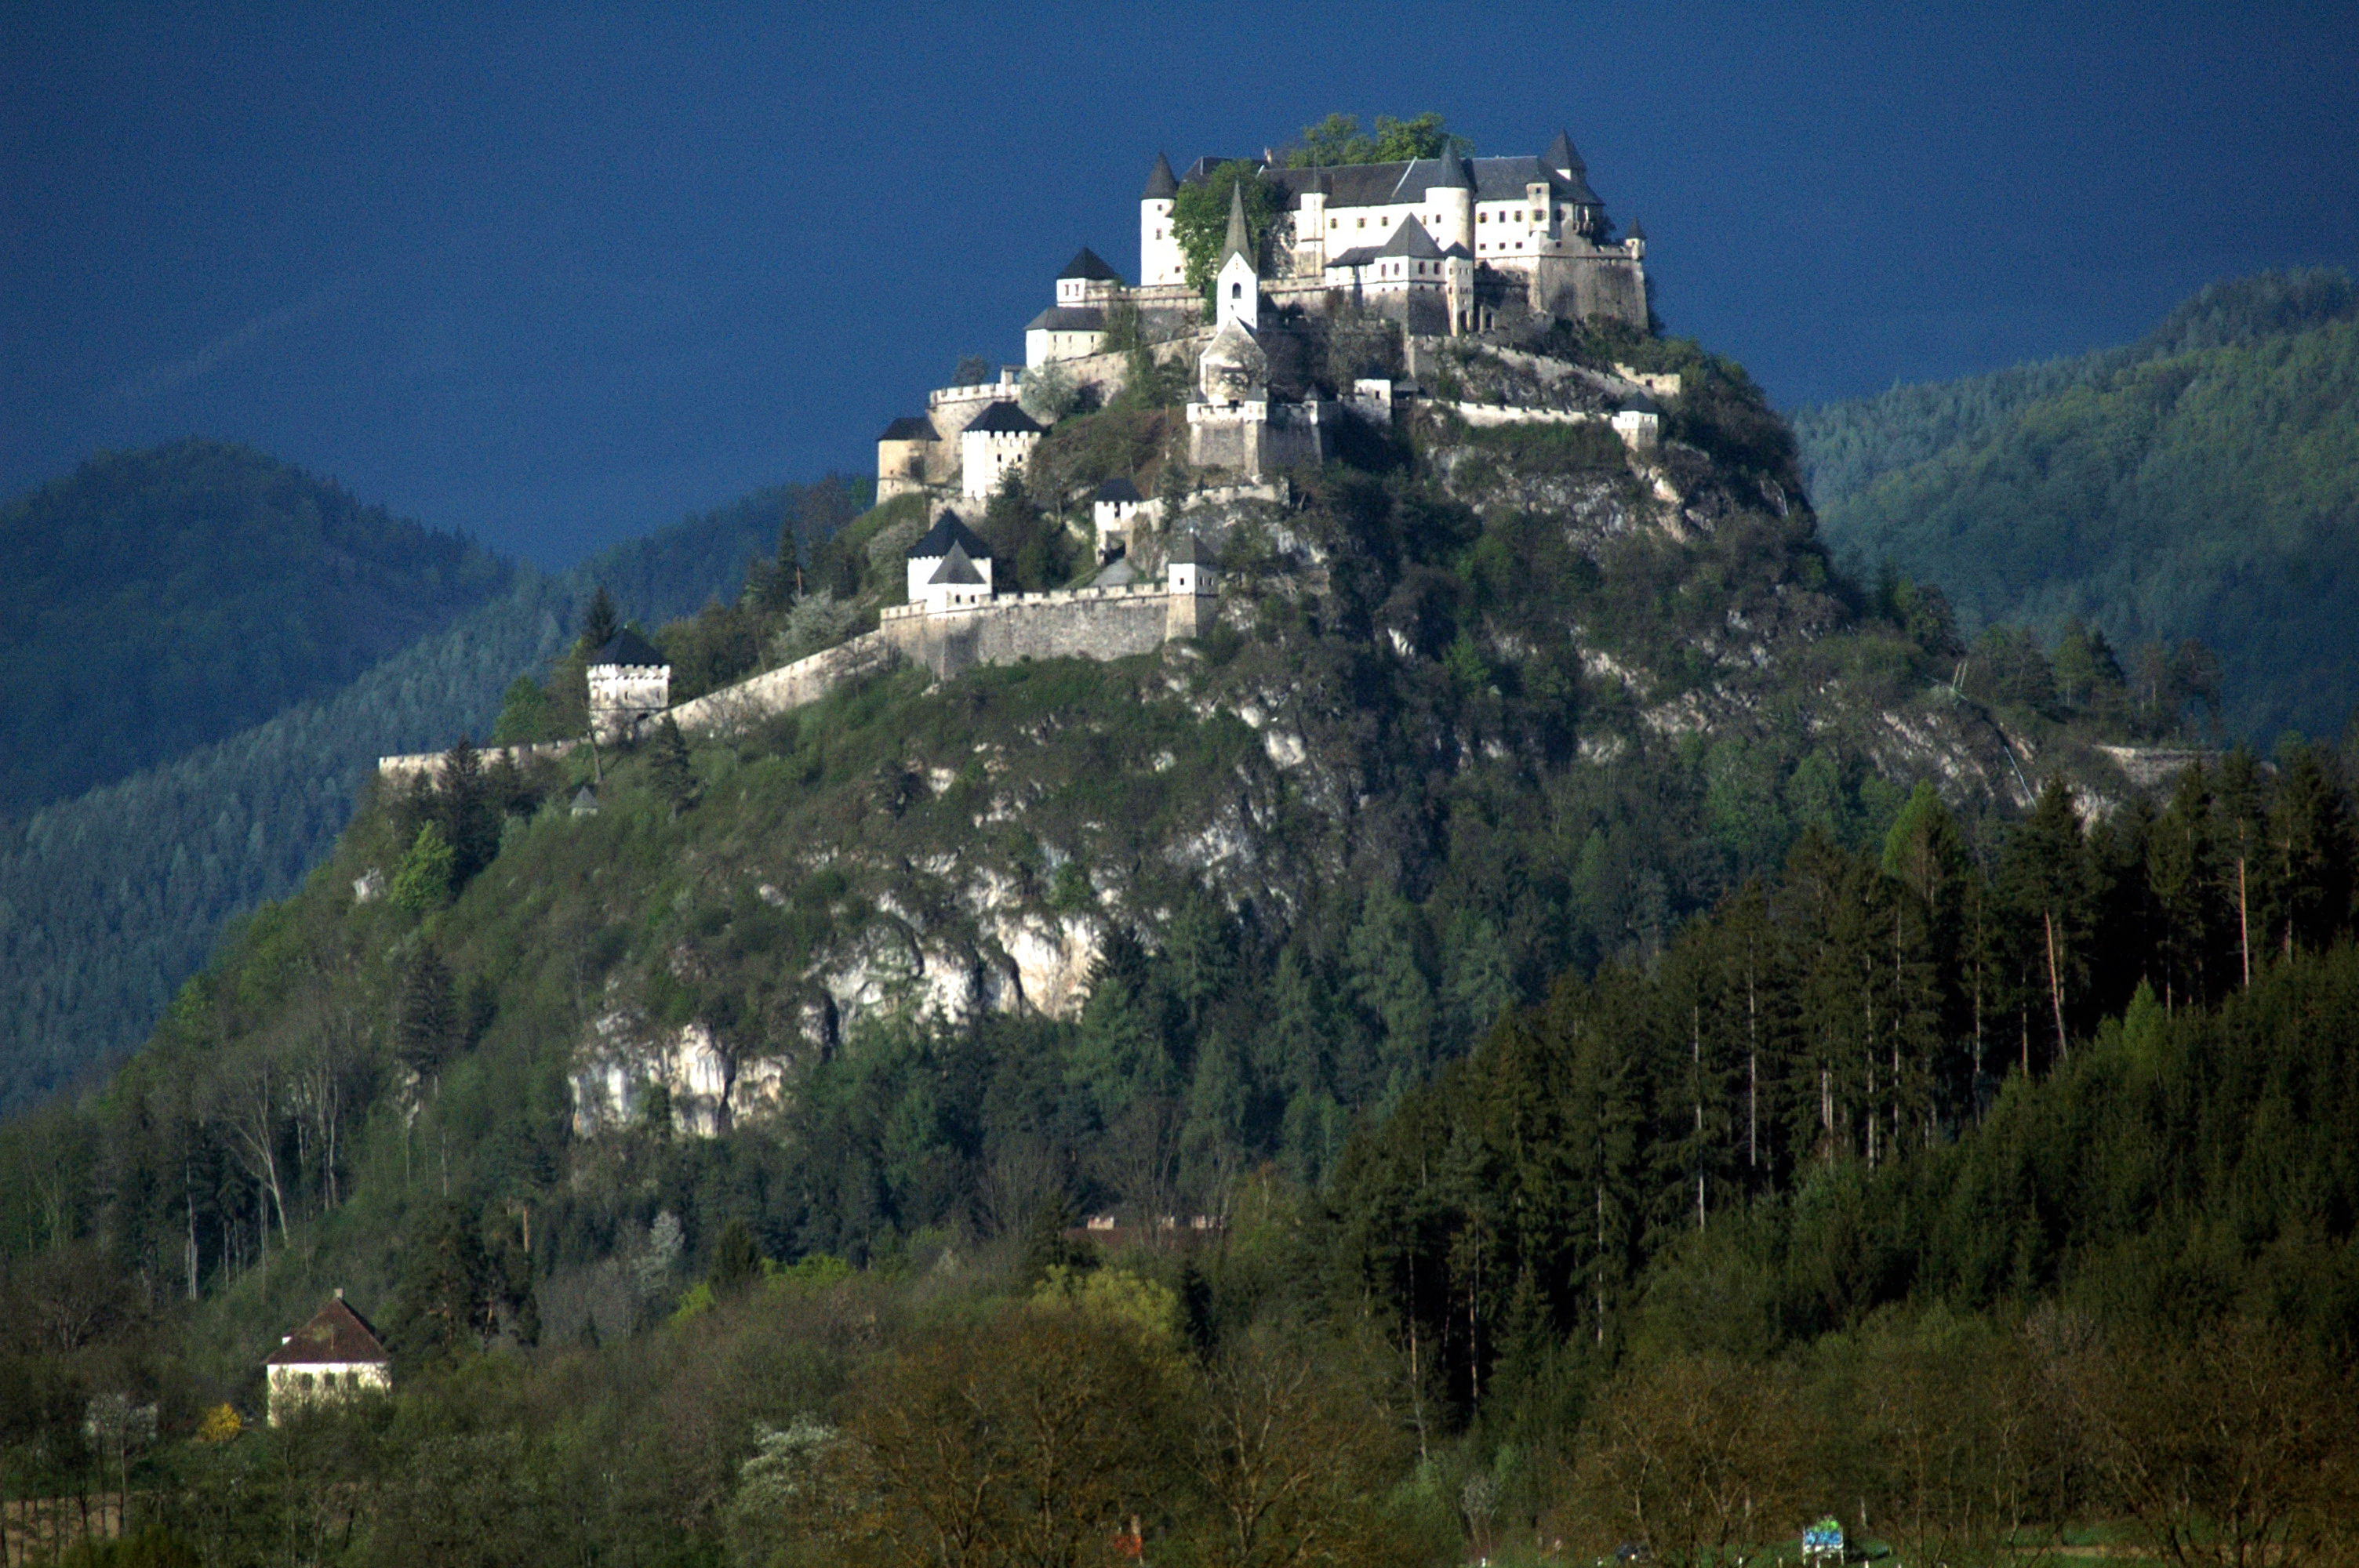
[0,440,513,815]
[0,476,856,1112]
[1792,269,2359,742]
[5,324,2334,1565]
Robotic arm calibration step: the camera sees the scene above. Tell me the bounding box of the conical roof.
[963,401,1045,435]
[1428,154,1471,190]
[909,510,992,561]
[1627,217,1648,242]
[1143,151,1179,200]
[1376,215,1445,260]
[1169,532,1217,568]
[1221,180,1252,267]
[591,628,667,669]
[1545,129,1585,175]
[927,540,986,586]
[1058,246,1122,282]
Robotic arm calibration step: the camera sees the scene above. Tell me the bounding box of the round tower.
[1140,152,1180,286]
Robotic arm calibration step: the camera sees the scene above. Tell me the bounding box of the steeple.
[1221,180,1253,269]
[1430,153,1471,190]
[1143,151,1179,201]
[1545,129,1584,177]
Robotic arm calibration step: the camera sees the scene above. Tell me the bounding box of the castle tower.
[1295,167,1329,278]
[1214,181,1259,334]
[1140,153,1181,286]
[1430,154,1474,253]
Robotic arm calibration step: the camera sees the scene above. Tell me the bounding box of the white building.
[904,510,996,611]
[264,1291,391,1425]
[587,629,672,741]
[959,400,1045,499]
[1091,477,1159,561]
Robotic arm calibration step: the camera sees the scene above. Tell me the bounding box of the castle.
[876,129,1652,503]
[383,125,1663,778]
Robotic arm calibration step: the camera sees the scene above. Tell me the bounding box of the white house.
[959,401,1045,499]
[587,628,671,741]
[904,511,996,611]
[264,1290,391,1425]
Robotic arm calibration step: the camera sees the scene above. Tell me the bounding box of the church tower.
[1213,181,1259,334]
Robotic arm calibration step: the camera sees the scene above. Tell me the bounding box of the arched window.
[1230,282,1241,299]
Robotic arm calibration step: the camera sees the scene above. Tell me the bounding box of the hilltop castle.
[877,129,1652,503]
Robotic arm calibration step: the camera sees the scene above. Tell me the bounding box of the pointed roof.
[963,401,1045,435]
[1092,476,1143,503]
[1627,217,1648,242]
[1168,532,1217,568]
[1428,154,1471,191]
[927,540,986,586]
[1376,215,1445,260]
[1545,129,1585,175]
[908,510,991,561]
[1142,151,1179,200]
[266,1294,389,1367]
[1058,246,1123,282]
[591,627,667,669]
[1220,180,1253,268]
[879,415,937,441]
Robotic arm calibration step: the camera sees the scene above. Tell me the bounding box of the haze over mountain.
[1794,270,2359,742]
[0,439,509,814]
[0,459,839,1112]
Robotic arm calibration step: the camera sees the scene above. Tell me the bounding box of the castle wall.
[1527,252,1648,328]
[879,586,1175,679]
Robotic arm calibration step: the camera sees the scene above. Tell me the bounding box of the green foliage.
[1797,269,2359,739]
[649,717,699,816]
[391,822,457,913]
[0,439,512,814]
[0,474,853,1112]
[1017,360,1081,423]
[1284,111,1470,166]
[1169,162,1282,302]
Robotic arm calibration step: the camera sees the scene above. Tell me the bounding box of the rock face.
[565,350,2059,1142]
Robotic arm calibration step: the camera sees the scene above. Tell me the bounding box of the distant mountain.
[0,439,513,814]
[1793,270,2359,741]
[0,475,828,1112]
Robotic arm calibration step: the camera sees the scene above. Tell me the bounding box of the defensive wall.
[378,584,1210,775]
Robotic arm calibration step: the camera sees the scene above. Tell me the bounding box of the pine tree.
[710,1217,764,1295]
[580,586,620,655]
[650,717,698,816]
[394,946,458,1084]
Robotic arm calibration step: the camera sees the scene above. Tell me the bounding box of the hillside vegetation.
[1794,270,2359,742]
[0,477,856,1113]
[0,315,2335,1565]
[0,441,512,815]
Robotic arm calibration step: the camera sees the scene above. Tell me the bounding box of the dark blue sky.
[7,2,2355,567]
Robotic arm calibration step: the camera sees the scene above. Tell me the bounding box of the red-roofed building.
[264,1290,391,1425]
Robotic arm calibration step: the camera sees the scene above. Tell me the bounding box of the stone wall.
[879,585,1176,679]
[663,627,902,738]
[377,738,580,782]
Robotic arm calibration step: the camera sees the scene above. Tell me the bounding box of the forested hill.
[0,477,850,1113]
[1,320,2354,1561]
[1791,270,2359,742]
[0,440,511,815]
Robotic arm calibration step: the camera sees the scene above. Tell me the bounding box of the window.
[1329,218,1336,229]
[345,1370,361,1389]
[297,1373,314,1391]
[1478,211,1488,223]
[1358,218,1365,229]
[1230,282,1241,299]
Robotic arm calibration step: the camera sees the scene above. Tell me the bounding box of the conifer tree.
[394,946,457,1083]
[649,717,698,817]
[580,586,619,655]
